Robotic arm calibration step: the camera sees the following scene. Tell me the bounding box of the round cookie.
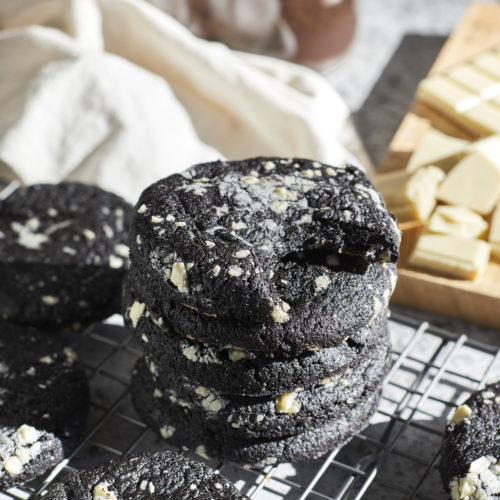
[132,369,383,466]
[0,182,131,328]
[440,382,500,499]
[128,157,400,350]
[0,424,63,491]
[0,321,90,444]
[125,261,396,355]
[131,338,390,441]
[37,450,247,499]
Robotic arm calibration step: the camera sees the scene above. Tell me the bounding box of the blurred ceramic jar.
[149,0,356,71]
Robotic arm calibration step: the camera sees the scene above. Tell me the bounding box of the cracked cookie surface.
[129,157,400,332]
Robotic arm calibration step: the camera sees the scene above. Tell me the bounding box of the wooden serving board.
[378,3,500,329]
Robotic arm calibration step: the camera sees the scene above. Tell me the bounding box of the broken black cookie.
[126,290,389,396]
[0,321,89,445]
[0,424,63,491]
[37,450,247,499]
[126,260,396,355]
[132,366,383,466]
[0,182,131,328]
[131,337,390,441]
[129,157,400,328]
[440,382,500,500]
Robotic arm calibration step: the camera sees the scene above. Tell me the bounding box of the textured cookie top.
[130,157,400,323]
[0,183,131,269]
[440,382,500,499]
[39,450,247,499]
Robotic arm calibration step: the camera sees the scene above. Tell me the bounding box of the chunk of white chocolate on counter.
[406,129,469,173]
[428,205,488,239]
[375,166,445,222]
[489,203,500,260]
[409,234,490,280]
[437,152,500,215]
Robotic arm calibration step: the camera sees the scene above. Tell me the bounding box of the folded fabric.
[0,0,358,202]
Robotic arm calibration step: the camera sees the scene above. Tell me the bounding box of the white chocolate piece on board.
[376,166,444,222]
[409,234,491,280]
[437,152,500,215]
[428,205,488,239]
[406,129,469,173]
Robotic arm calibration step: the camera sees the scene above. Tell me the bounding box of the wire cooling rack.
[1,312,500,500]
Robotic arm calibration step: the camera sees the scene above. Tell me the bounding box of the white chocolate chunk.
[409,234,490,280]
[108,255,124,269]
[83,229,96,240]
[128,301,145,328]
[276,392,301,414]
[271,304,289,323]
[114,244,129,257]
[228,266,243,277]
[160,426,175,439]
[231,221,247,231]
[212,265,221,277]
[406,129,469,172]
[93,482,117,500]
[428,205,488,239]
[235,250,250,258]
[450,404,472,424]
[18,424,40,445]
[437,152,500,215]
[3,456,23,476]
[170,262,188,293]
[314,275,331,292]
[41,295,59,306]
[137,204,147,214]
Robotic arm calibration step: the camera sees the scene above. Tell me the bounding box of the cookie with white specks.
[0,182,131,328]
[37,450,247,499]
[131,336,390,441]
[0,424,63,491]
[125,284,389,395]
[126,257,396,355]
[128,157,399,350]
[131,362,384,465]
[440,382,500,500]
[0,321,89,448]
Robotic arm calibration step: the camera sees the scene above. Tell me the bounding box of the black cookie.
[440,383,500,499]
[129,157,400,331]
[129,298,389,396]
[0,182,131,328]
[0,424,63,491]
[132,368,383,465]
[125,261,397,355]
[131,337,390,441]
[37,450,247,499]
[0,321,89,444]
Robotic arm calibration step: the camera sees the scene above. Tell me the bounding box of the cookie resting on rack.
[36,450,248,499]
[440,382,500,499]
[0,182,131,328]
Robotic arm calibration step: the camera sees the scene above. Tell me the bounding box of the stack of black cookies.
[124,157,400,466]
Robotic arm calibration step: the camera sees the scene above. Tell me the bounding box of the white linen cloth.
[0,0,359,202]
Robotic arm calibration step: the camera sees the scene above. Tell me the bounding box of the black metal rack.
[2,311,499,500]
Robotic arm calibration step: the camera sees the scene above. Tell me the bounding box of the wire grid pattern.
[1,312,499,500]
